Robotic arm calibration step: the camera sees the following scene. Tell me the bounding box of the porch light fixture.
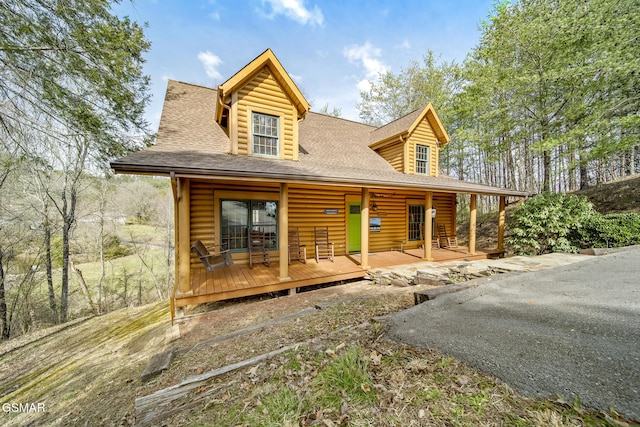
[432,206,436,218]
[371,202,378,212]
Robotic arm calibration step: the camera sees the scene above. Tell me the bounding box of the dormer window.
[416,144,430,175]
[252,112,279,157]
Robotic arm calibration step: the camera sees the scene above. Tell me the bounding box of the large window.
[221,200,278,251]
[416,144,430,175]
[408,204,424,241]
[252,112,279,157]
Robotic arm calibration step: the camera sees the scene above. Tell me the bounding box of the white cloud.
[197,51,223,81]
[260,0,324,26]
[289,73,303,83]
[343,42,389,85]
[397,40,411,50]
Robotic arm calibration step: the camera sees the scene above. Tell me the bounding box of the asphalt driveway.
[384,246,640,421]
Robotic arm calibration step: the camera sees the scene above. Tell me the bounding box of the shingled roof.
[111,80,527,197]
[369,104,450,147]
[369,108,422,145]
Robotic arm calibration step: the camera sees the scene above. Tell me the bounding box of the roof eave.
[408,103,451,145]
[369,132,408,150]
[110,161,529,198]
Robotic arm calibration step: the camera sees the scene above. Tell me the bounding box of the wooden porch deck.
[176,256,367,308]
[404,247,492,262]
[175,247,495,308]
[349,247,491,269]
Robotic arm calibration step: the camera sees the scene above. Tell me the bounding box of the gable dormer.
[369,104,450,177]
[216,49,310,160]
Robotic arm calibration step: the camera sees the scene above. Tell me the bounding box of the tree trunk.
[568,142,577,191]
[44,220,57,322]
[579,158,589,189]
[70,259,98,315]
[59,180,78,323]
[0,247,9,340]
[60,218,71,322]
[97,239,105,314]
[626,147,634,176]
[96,201,106,314]
[542,149,551,192]
[138,262,143,306]
[457,140,465,181]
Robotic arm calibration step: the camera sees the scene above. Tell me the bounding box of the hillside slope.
[573,173,640,214]
[0,302,170,426]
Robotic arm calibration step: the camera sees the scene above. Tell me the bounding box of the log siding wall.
[407,119,439,176]
[373,118,441,177]
[235,67,297,160]
[187,180,458,265]
[376,140,404,173]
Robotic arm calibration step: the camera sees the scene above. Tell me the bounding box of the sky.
[114,0,496,130]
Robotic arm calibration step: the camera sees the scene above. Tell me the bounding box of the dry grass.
[0,282,625,426]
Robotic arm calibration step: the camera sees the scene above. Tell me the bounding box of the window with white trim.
[416,144,430,175]
[252,112,279,157]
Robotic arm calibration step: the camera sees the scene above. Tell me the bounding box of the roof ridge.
[306,111,377,128]
[168,79,217,91]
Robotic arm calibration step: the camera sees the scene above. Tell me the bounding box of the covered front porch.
[174,246,495,312]
[170,178,512,321]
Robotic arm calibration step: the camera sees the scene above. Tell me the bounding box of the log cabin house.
[110,49,527,319]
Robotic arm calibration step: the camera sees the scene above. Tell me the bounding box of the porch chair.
[437,224,459,249]
[419,224,440,249]
[314,226,334,262]
[190,240,233,272]
[288,228,306,264]
[248,227,271,268]
[432,237,441,249]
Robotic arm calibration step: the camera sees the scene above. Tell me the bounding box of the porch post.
[360,187,370,269]
[424,192,433,261]
[469,194,477,255]
[177,178,191,293]
[497,196,506,253]
[278,183,291,282]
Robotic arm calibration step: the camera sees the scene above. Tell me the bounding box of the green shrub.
[571,213,640,248]
[103,234,129,260]
[508,192,594,255]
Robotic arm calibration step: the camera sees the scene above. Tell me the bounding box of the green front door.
[348,202,361,252]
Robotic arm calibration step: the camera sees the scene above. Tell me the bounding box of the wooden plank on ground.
[135,342,306,426]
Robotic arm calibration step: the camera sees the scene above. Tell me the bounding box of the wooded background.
[357,0,639,194]
[1,0,638,339]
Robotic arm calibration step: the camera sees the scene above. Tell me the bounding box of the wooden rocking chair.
[314,226,334,262]
[419,224,440,249]
[190,240,233,272]
[248,228,271,268]
[437,224,459,249]
[288,228,306,264]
